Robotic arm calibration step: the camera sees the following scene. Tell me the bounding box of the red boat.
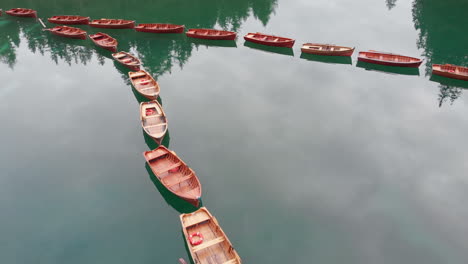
[432,64,468,81]
[89,32,118,52]
[244,32,295,48]
[358,51,422,68]
[135,23,185,33]
[112,52,141,71]
[186,29,236,40]
[5,8,37,18]
[89,19,135,29]
[144,146,202,207]
[301,43,354,56]
[48,15,90,25]
[45,26,87,40]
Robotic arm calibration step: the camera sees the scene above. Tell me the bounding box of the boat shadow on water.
[145,163,201,214]
[243,41,294,57]
[94,44,115,57]
[300,53,352,65]
[142,127,170,150]
[430,74,468,89]
[112,61,134,82]
[356,60,420,76]
[188,38,237,48]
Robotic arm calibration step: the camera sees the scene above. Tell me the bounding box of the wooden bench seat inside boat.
[114,53,127,59]
[145,148,168,161]
[164,174,193,187]
[143,115,165,124]
[140,86,156,91]
[158,162,182,173]
[146,123,166,128]
[223,258,239,264]
[192,237,225,252]
[184,214,211,227]
[131,72,147,78]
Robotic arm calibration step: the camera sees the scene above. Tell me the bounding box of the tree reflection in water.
[386,0,398,10]
[0,0,278,77]
[411,0,468,106]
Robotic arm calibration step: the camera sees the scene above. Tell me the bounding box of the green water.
[1,0,468,263]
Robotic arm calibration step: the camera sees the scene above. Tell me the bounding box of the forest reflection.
[386,0,398,10]
[0,0,278,75]
[411,0,467,106]
[2,0,466,107]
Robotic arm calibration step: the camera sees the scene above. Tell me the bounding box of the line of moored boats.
[2,7,243,264]
[3,8,467,81]
[2,6,467,263]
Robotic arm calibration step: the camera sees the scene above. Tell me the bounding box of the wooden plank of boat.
[128,70,160,100]
[5,8,37,18]
[180,207,242,264]
[244,32,295,48]
[44,26,87,40]
[140,100,167,145]
[186,29,236,40]
[89,32,118,52]
[135,23,185,33]
[112,51,141,70]
[301,43,354,56]
[144,145,201,206]
[357,50,422,68]
[48,15,90,25]
[432,64,468,81]
[89,18,135,29]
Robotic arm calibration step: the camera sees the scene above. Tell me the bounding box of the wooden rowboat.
[45,26,87,40]
[135,23,185,33]
[112,51,141,70]
[89,18,135,29]
[186,29,236,40]
[180,207,242,264]
[301,43,354,56]
[144,146,202,206]
[358,51,422,68]
[89,32,118,52]
[129,70,160,100]
[48,15,90,25]
[5,8,37,18]
[244,32,295,48]
[432,64,468,81]
[140,100,167,144]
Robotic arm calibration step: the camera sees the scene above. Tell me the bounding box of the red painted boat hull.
[6,8,37,18]
[432,64,468,81]
[244,32,295,48]
[48,16,90,25]
[90,19,135,29]
[358,51,422,68]
[112,52,141,71]
[46,26,87,40]
[135,24,185,33]
[89,33,118,52]
[186,29,236,40]
[303,49,354,56]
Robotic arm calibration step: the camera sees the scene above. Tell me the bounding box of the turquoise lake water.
[1,0,468,263]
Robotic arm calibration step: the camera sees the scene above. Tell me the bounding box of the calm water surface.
[1,0,468,263]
